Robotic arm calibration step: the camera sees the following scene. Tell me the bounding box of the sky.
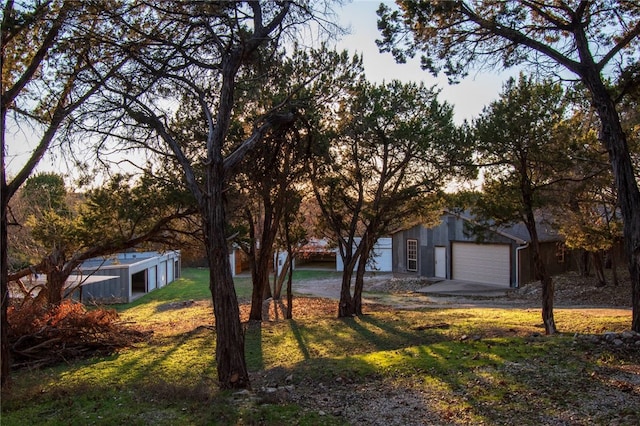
[335,1,517,124]
[6,1,516,179]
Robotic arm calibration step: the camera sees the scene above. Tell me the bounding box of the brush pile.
[7,299,151,369]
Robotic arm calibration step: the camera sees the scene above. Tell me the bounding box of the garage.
[452,242,511,286]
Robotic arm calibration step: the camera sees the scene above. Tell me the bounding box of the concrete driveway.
[415,279,513,297]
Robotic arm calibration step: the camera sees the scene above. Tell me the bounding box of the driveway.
[415,279,513,297]
[293,274,518,309]
[291,272,631,311]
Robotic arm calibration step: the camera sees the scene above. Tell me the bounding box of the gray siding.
[81,268,131,301]
[71,250,181,303]
[393,214,522,286]
[77,276,125,304]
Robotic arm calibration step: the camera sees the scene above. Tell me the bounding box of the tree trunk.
[274,252,291,299]
[46,269,67,306]
[286,252,293,320]
[206,172,249,389]
[338,260,356,317]
[539,263,556,335]
[42,247,71,306]
[528,226,556,334]
[353,235,375,316]
[578,250,591,277]
[249,246,273,322]
[283,215,294,319]
[248,240,275,321]
[245,209,262,322]
[1,199,10,389]
[248,200,282,320]
[262,271,272,300]
[523,191,556,334]
[592,251,607,287]
[610,248,619,287]
[272,249,280,300]
[353,255,367,316]
[581,70,640,332]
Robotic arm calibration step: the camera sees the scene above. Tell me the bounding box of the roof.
[452,211,562,244]
[79,250,180,269]
[80,256,152,268]
[391,210,563,244]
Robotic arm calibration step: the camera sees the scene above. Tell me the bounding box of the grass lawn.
[2,268,638,425]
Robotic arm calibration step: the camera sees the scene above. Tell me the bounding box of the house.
[391,212,573,287]
[69,250,181,304]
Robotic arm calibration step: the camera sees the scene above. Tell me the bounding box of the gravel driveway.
[291,271,633,311]
[291,273,523,309]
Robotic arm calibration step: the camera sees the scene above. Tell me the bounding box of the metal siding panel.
[159,261,167,287]
[82,277,125,304]
[421,245,432,277]
[82,268,129,300]
[392,233,404,272]
[452,242,511,286]
[432,222,449,246]
[148,266,157,290]
[370,238,392,271]
[167,261,174,283]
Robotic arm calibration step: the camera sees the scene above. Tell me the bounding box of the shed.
[71,250,181,304]
[335,237,393,272]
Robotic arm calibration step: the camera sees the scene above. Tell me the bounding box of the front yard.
[1,268,638,425]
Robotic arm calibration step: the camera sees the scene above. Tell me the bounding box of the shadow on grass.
[2,372,327,426]
[290,320,312,361]
[243,310,636,424]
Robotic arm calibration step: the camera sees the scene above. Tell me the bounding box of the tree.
[1,0,127,388]
[233,123,308,321]
[377,0,640,331]
[312,80,466,317]
[8,173,70,273]
[8,173,195,306]
[96,2,342,389]
[552,98,623,287]
[273,193,312,302]
[228,47,362,322]
[472,76,592,334]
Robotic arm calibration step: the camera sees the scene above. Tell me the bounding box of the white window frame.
[407,239,418,272]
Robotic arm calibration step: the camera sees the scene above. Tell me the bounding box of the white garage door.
[452,242,511,286]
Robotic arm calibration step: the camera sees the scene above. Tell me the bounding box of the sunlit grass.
[2,268,636,425]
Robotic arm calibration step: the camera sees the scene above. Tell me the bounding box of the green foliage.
[22,173,69,215]
[552,90,629,253]
[472,75,581,226]
[19,173,193,259]
[313,79,465,246]
[19,173,75,254]
[78,173,193,246]
[376,1,640,84]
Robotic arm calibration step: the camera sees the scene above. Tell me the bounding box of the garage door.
[452,242,510,286]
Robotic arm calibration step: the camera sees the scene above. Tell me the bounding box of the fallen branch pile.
[8,299,151,369]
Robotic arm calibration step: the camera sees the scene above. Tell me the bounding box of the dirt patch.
[156,299,198,311]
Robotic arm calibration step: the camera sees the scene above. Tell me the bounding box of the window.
[407,239,418,272]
